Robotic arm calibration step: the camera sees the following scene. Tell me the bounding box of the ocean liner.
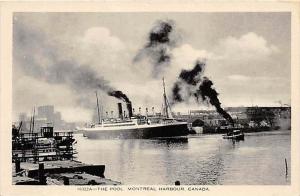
[80,79,189,139]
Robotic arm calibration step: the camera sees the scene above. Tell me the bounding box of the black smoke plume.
[172,60,205,102]
[108,91,130,103]
[179,60,205,85]
[133,20,179,77]
[171,60,233,125]
[147,20,173,46]
[172,82,184,102]
[14,17,131,107]
[199,77,234,125]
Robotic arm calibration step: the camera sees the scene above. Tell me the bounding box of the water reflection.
[154,137,188,144]
[74,130,291,185]
[140,138,189,149]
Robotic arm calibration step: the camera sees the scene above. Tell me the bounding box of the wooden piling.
[285,158,288,176]
[63,176,69,185]
[15,159,21,173]
[38,163,46,185]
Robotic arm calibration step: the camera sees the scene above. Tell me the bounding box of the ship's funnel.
[117,103,123,119]
[127,102,133,118]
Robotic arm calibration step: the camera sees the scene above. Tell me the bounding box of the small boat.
[223,129,244,140]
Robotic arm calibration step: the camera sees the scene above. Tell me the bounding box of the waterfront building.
[18,112,28,132]
[17,105,76,131]
[185,106,291,129]
[37,105,55,123]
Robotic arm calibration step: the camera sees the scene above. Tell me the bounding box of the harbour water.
[74,130,291,185]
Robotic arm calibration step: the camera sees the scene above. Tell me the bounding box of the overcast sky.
[13,12,291,122]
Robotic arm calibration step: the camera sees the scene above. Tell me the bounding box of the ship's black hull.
[84,123,189,139]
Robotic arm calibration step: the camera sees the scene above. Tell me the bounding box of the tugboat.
[222,129,244,140]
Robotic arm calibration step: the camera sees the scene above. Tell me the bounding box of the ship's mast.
[163,78,169,118]
[29,115,32,134]
[95,91,101,124]
[32,107,35,133]
[29,107,35,134]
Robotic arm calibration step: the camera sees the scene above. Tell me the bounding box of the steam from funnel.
[133,19,179,77]
[14,19,132,108]
[108,90,130,103]
[171,60,234,125]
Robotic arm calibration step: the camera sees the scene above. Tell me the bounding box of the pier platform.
[12,160,121,185]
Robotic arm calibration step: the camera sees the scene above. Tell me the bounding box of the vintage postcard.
[0,1,299,196]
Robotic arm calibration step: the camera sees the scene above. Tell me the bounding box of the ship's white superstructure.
[80,78,189,139]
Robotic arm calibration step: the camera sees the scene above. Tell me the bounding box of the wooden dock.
[12,125,120,185]
[13,160,121,185]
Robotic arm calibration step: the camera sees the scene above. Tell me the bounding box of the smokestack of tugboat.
[127,102,133,118]
[118,103,123,119]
